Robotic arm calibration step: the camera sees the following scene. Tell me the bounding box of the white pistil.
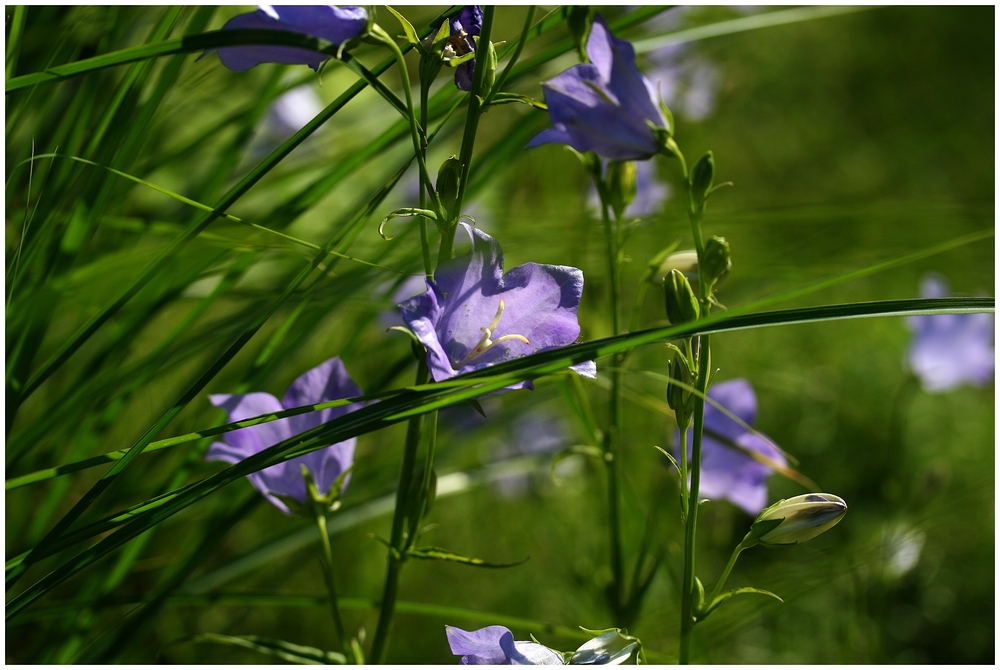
[456,298,530,367]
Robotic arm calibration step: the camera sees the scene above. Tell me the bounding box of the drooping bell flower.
[906,274,994,393]
[398,223,595,390]
[528,15,669,161]
[206,357,363,514]
[445,626,563,665]
[447,5,482,90]
[674,379,787,515]
[215,5,369,72]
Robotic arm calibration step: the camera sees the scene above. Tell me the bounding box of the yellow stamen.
[456,298,530,367]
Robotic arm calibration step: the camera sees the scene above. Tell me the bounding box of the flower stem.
[675,144,712,664]
[438,5,495,266]
[370,359,429,663]
[313,511,346,652]
[706,542,748,608]
[596,169,627,623]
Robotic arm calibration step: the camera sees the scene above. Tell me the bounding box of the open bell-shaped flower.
[399,223,595,390]
[528,15,670,160]
[206,357,364,514]
[214,5,369,72]
[445,625,563,665]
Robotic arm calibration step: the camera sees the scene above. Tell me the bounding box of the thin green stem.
[678,416,689,517]
[370,360,429,663]
[439,5,495,266]
[408,409,438,552]
[373,26,443,224]
[417,84,434,277]
[314,512,346,651]
[706,542,747,608]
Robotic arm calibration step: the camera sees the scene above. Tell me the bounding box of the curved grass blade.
[190,633,346,665]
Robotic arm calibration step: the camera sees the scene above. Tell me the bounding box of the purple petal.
[702,379,757,441]
[455,59,476,91]
[446,625,511,665]
[401,224,590,384]
[216,5,368,72]
[209,392,293,456]
[526,127,575,150]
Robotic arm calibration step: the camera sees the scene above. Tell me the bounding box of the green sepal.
[743,516,785,548]
[571,628,642,665]
[379,208,438,240]
[488,92,548,110]
[466,398,487,418]
[443,51,477,67]
[384,6,420,46]
[550,444,604,484]
[192,633,347,665]
[607,161,638,220]
[407,546,529,568]
[690,151,715,206]
[693,576,706,614]
[386,325,422,348]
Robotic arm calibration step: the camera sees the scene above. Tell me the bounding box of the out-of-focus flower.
[399,223,595,389]
[881,522,926,579]
[215,5,368,72]
[675,379,787,515]
[447,5,482,90]
[528,15,668,161]
[492,411,571,498]
[749,493,847,546]
[641,7,722,122]
[587,160,672,219]
[264,84,324,136]
[445,625,563,665]
[906,274,994,393]
[206,357,363,514]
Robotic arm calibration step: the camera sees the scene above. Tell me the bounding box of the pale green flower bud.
[655,249,699,281]
[436,156,462,213]
[750,493,847,547]
[702,235,731,290]
[607,160,637,220]
[666,353,694,425]
[663,269,700,325]
[690,151,715,206]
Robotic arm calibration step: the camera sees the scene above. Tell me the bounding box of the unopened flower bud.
[702,236,731,290]
[436,156,462,212]
[690,151,715,206]
[666,353,694,424]
[664,269,700,325]
[607,160,637,220]
[749,493,847,547]
[480,37,498,94]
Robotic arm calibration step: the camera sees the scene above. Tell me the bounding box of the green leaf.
[192,633,346,665]
[489,92,548,110]
[653,445,681,477]
[407,546,529,569]
[701,586,784,619]
[385,6,421,46]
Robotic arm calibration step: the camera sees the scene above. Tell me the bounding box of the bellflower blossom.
[399,224,595,390]
[675,379,787,516]
[215,5,368,72]
[446,626,563,665]
[206,357,363,514]
[447,5,482,90]
[906,275,994,392]
[528,15,668,161]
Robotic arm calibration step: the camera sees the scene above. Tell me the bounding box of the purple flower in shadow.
[528,15,668,160]
[448,5,482,90]
[399,223,595,389]
[206,357,364,514]
[446,625,563,665]
[906,275,994,393]
[675,379,787,516]
[216,5,368,72]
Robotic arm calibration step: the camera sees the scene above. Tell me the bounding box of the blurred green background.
[5,5,994,664]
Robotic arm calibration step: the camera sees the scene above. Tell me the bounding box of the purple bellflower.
[528,15,669,161]
[675,379,787,516]
[447,5,483,90]
[206,357,363,514]
[906,275,994,393]
[399,223,596,389]
[446,626,564,665]
[216,5,368,72]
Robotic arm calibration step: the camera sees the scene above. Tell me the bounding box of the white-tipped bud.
[655,250,699,280]
[749,493,847,547]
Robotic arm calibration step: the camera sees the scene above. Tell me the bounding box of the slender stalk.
[314,512,346,651]
[439,5,495,265]
[706,542,748,607]
[596,173,627,622]
[417,84,434,277]
[678,417,689,517]
[370,360,429,663]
